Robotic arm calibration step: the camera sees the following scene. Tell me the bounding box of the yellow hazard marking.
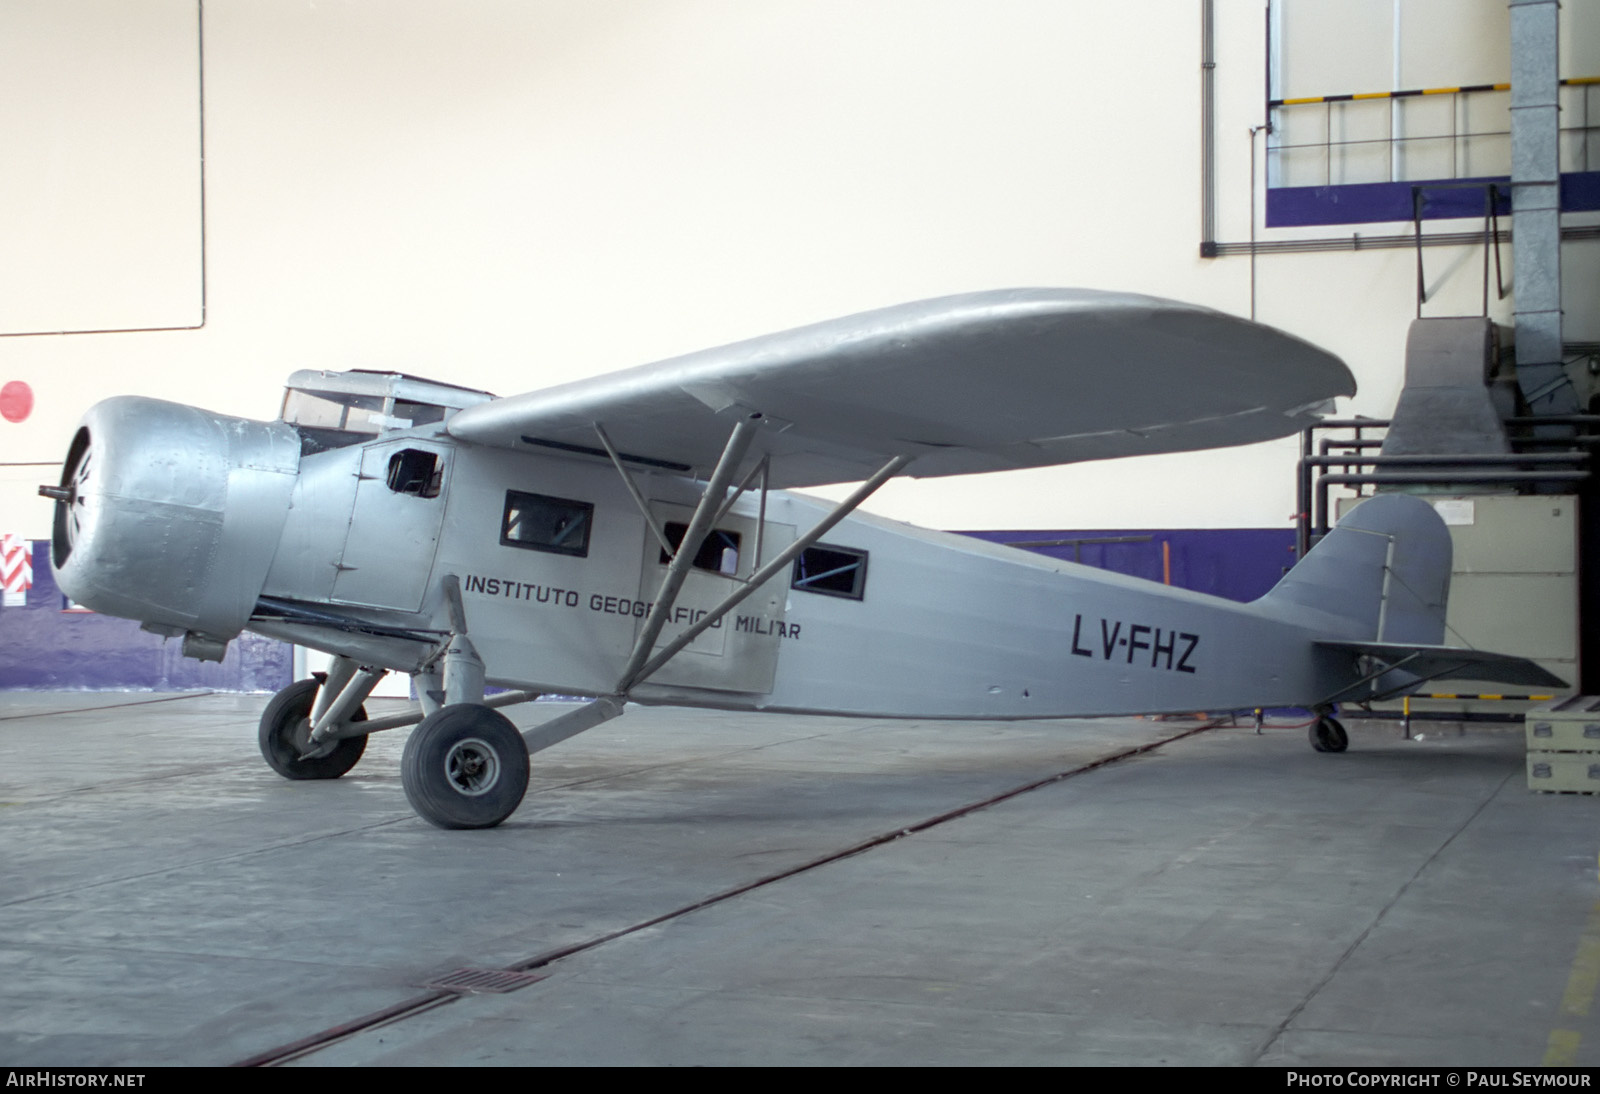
[1543,859,1600,1065]
[1548,1029,1580,1066]
[1558,921,1600,1018]
[1275,78,1554,106]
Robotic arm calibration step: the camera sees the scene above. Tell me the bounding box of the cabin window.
[658,521,741,575]
[791,544,868,600]
[501,491,592,557]
[386,449,441,498]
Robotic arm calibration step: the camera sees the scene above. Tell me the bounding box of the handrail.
[1270,76,1597,109]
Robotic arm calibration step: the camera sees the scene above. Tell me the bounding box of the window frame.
[790,543,869,601]
[499,490,594,558]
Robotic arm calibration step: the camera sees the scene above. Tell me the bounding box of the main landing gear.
[256,660,536,829]
[258,677,368,779]
[401,704,530,830]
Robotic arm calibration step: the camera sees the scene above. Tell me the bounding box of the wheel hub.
[444,737,501,796]
[289,714,337,761]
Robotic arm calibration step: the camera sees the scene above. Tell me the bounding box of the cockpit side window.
[386,449,441,497]
[393,400,448,428]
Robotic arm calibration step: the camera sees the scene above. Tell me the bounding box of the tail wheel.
[1309,715,1349,753]
[259,678,368,780]
[402,705,529,829]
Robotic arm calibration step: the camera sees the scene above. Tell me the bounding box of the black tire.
[401,705,529,829]
[1309,715,1349,754]
[259,677,368,780]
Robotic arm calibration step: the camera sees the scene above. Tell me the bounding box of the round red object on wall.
[0,381,33,423]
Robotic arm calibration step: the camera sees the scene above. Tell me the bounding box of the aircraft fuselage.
[242,428,1352,720]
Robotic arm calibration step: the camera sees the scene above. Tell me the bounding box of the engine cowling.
[46,396,300,658]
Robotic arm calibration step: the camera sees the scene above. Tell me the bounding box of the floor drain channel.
[421,968,547,994]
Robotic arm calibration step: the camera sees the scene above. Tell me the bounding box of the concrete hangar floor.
[0,691,1595,1067]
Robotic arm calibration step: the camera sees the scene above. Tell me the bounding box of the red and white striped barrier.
[2,534,33,607]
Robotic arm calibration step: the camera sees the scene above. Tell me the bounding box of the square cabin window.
[791,544,868,600]
[501,491,592,557]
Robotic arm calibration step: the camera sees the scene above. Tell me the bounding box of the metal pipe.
[1302,453,1585,467]
[1199,0,1217,257]
[1320,438,1385,452]
[1506,415,1600,426]
[1510,0,1577,415]
[1207,221,1600,258]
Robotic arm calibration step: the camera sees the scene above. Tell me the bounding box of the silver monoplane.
[41,289,1565,828]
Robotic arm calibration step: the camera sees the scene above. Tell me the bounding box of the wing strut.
[594,423,677,559]
[613,416,763,692]
[618,452,914,694]
[1317,650,1428,706]
[709,454,771,557]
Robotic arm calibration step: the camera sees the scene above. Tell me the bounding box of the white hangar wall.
[0,0,1594,540]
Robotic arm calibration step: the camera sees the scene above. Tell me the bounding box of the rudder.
[1259,494,1451,644]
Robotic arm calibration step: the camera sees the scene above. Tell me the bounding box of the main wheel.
[401,705,529,829]
[259,678,368,780]
[1309,715,1349,753]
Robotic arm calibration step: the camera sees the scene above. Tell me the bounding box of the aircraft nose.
[43,396,301,657]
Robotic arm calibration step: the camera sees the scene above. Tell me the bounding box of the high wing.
[447,288,1356,488]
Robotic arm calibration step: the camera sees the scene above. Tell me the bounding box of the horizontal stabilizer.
[1317,640,1569,691]
[449,289,1354,487]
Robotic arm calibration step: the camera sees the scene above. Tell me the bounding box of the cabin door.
[330,440,451,612]
[636,502,794,693]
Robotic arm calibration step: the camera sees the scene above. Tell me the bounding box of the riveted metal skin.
[48,396,300,646]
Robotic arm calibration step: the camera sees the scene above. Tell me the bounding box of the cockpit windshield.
[281,390,385,434]
[279,370,494,454]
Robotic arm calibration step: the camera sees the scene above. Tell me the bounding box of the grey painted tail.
[1258,494,1452,643]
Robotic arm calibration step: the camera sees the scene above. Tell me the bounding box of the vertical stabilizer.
[1260,494,1451,644]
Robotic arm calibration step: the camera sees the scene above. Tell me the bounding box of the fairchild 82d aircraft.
[41,289,1565,828]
